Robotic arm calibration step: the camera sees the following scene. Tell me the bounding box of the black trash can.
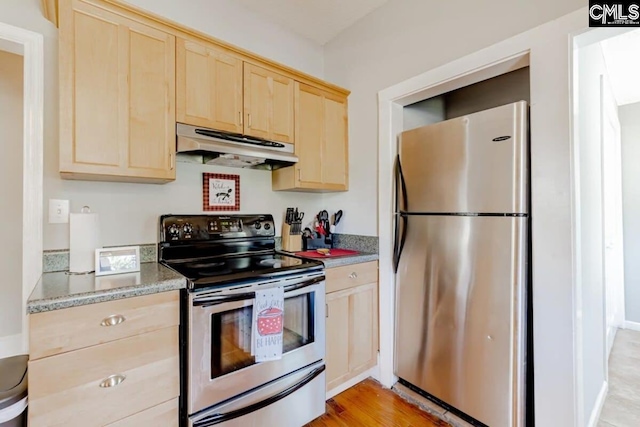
[0,355,28,427]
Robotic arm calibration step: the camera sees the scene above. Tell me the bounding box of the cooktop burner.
[158,214,323,290]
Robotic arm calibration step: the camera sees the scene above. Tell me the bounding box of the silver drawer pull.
[349,272,358,279]
[100,314,126,327]
[99,374,126,388]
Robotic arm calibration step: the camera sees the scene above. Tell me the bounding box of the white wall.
[0,0,327,251]
[0,50,23,340]
[323,0,585,237]
[620,102,640,323]
[575,40,608,425]
[324,0,584,235]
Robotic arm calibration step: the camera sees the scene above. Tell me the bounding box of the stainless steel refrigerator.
[394,101,529,427]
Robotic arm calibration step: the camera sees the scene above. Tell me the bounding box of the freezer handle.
[395,154,408,212]
[193,364,326,426]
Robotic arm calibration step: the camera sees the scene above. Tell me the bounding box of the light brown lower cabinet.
[28,292,180,427]
[106,398,179,427]
[325,265,379,391]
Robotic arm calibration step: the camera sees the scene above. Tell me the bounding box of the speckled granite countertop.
[316,253,379,268]
[284,251,379,268]
[27,263,187,314]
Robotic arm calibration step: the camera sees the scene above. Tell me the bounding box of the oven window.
[210,293,315,379]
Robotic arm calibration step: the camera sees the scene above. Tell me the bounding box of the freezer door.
[394,215,527,427]
[398,101,528,214]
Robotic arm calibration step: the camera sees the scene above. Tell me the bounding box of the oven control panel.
[159,214,275,242]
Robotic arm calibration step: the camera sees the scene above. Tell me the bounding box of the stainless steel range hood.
[176,123,298,170]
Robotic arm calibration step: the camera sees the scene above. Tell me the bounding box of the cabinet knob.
[349,272,358,279]
[100,314,126,327]
[99,374,126,388]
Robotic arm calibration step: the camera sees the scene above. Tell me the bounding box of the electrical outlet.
[49,199,69,224]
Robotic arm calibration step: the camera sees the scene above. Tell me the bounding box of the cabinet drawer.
[28,327,179,427]
[325,261,378,293]
[106,398,178,427]
[30,291,179,360]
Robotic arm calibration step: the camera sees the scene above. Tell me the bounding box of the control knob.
[263,223,271,230]
[183,223,193,235]
[168,224,179,238]
[254,222,262,230]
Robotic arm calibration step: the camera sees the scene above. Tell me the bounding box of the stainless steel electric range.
[158,214,326,427]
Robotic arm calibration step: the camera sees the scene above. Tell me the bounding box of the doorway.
[0,22,43,357]
[0,45,25,357]
[573,28,640,427]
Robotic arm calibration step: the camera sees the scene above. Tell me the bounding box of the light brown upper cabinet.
[244,64,295,143]
[272,83,349,192]
[176,38,243,133]
[59,0,176,183]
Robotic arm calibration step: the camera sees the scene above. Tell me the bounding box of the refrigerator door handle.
[395,154,408,212]
[393,213,407,273]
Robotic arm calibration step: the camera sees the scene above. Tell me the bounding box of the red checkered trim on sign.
[203,173,240,211]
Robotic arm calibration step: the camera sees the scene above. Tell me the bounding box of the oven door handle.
[193,275,325,308]
[193,292,255,307]
[283,274,324,293]
[193,364,325,427]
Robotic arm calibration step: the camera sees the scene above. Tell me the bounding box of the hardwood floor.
[306,379,451,427]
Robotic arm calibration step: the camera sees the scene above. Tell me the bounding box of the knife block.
[281,223,302,252]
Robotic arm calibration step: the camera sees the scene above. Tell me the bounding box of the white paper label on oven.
[252,287,285,362]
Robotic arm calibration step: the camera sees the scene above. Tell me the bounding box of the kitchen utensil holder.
[281,223,302,252]
[303,235,333,251]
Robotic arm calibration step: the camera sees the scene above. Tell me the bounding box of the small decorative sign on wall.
[203,173,240,211]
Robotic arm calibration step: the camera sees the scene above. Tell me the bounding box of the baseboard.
[624,321,640,332]
[326,366,377,400]
[587,381,608,427]
[0,334,24,358]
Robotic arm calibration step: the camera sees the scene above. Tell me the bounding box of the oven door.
[188,271,325,415]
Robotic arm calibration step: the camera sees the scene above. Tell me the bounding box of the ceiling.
[601,30,640,106]
[235,0,390,45]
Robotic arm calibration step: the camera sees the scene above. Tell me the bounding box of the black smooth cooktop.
[163,251,323,290]
[158,214,323,290]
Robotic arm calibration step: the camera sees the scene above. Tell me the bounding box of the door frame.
[600,72,626,353]
[0,22,44,356]
[378,8,588,427]
[571,26,634,427]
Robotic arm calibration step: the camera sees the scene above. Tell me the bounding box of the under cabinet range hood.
[176,123,297,170]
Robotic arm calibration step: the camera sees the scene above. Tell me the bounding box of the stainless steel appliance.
[393,101,529,427]
[176,123,298,170]
[159,214,325,427]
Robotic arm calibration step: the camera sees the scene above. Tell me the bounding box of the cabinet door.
[326,292,350,390]
[349,282,378,374]
[59,0,176,182]
[244,63,294,143]
[272,84,348,192]
[322,94,348,189]
[176,38,243,133]
[126,21,176,180]
[295,83,324,186]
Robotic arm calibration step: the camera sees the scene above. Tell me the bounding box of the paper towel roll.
[69,211,100,273]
